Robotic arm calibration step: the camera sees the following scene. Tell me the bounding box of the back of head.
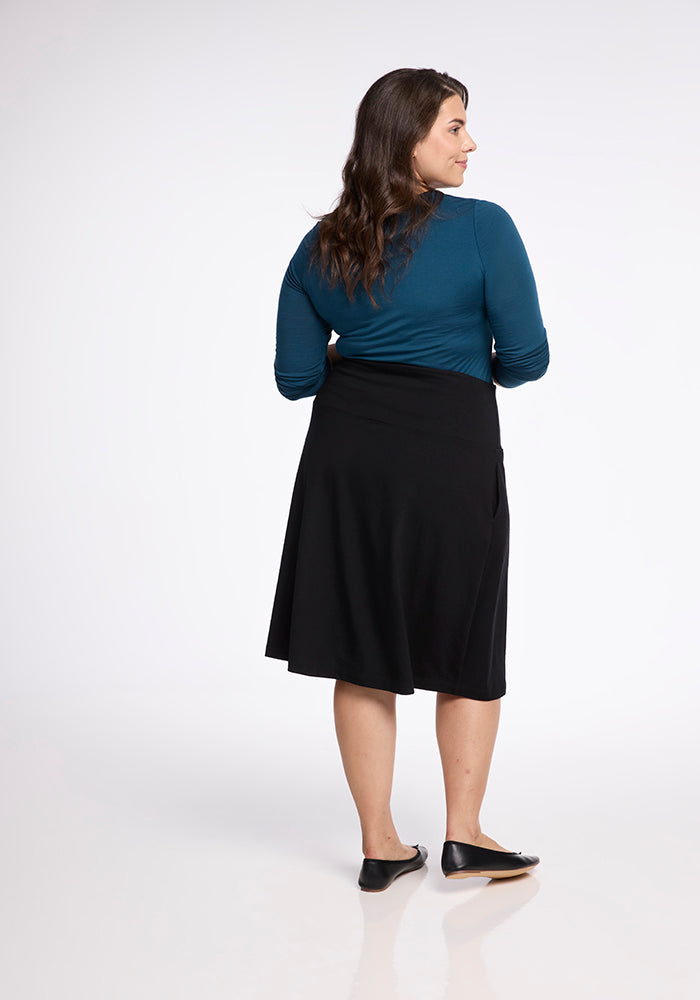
[307,67,469,309]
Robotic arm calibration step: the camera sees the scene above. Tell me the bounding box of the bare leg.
[333,679,416,861]
[435,693,512,852]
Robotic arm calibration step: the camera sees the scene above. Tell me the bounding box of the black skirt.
[264,357,509,700]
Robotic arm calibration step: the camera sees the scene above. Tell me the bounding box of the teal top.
[273,190,549,399]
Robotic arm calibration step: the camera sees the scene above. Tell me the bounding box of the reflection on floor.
[1,689,696,1000]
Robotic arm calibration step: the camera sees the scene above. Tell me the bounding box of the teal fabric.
[273,191,549,399]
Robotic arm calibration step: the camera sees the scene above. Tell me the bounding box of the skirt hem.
[264,650,506,701]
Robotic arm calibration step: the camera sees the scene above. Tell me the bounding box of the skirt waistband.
[313,357,502,450]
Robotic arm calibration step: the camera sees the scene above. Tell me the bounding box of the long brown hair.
[306,68,468,309]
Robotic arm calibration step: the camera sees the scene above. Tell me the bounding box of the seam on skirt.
[313,399,502,450]
[334,356,496,389]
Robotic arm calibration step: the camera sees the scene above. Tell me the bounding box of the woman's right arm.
[491,351,502,387]
[475,200,550,388]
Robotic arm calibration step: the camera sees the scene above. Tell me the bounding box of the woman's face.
[412,93,477,192]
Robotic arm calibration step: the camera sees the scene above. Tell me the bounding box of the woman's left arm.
[273,232,333,400]
[327,343,343,369]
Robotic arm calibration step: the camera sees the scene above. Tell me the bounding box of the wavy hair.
[306,68,468,309]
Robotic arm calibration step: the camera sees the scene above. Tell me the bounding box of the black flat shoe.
[441,840,540,879]
[358,844,428,892]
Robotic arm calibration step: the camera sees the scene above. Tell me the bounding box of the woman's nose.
[463,132,477,152]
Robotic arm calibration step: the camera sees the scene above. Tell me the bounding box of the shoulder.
[284,221,321,276]
[428,191,477,221]
[473,199,516,225]
[472,199,524,248]
[429,193,519,232]
[291,221,321,256]
[428,194,519,236]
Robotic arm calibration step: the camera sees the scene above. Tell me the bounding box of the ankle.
[445,827,482,844]
[362,833,402,858]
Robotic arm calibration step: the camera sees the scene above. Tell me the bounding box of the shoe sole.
[444,863,538,879]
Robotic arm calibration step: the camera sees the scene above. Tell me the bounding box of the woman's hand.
[327,343,343,369]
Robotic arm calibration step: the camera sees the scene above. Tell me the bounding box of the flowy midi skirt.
[264,356,510,700]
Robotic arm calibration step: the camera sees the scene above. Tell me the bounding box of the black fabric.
[264,357,510,700]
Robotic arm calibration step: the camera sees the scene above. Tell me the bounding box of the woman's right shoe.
[441,840,540,879]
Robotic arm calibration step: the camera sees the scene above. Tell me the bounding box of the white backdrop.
[2,1,699,997]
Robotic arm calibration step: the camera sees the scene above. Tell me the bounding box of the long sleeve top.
[273,191,549,399]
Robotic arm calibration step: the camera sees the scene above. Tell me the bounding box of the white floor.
[1,683,697,1000]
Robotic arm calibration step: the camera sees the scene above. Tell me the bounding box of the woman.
[264,68,548,892]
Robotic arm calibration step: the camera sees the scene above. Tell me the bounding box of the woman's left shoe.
[358,844,428,892]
